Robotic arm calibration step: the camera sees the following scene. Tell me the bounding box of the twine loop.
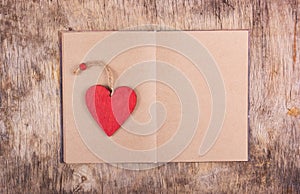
[73,61,114,94]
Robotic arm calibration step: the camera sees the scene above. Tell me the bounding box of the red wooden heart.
[85,85,137,136]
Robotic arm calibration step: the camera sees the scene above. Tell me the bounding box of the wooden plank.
[0,0,299,193]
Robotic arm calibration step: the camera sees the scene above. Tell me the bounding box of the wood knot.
[81,175,87,182]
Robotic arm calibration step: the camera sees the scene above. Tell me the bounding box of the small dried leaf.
[287,107,300,117]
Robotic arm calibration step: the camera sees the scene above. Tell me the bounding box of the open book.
[60,31,248,164]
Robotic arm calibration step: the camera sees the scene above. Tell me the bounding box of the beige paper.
[61,31,248,163]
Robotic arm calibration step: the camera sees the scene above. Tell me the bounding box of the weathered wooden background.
[1,0,300,193]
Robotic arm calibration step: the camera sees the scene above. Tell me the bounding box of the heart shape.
[85,85,137,136]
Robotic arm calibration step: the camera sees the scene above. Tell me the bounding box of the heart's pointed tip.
[105,130,118,137]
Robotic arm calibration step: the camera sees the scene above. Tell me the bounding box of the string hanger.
[73,61,115,94]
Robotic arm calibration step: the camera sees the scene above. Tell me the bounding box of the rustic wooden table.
[1,0,299,193]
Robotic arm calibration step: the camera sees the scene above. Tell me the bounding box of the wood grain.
[1,0,299,193]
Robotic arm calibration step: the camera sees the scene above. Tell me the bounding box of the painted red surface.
[85,85,137,136]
